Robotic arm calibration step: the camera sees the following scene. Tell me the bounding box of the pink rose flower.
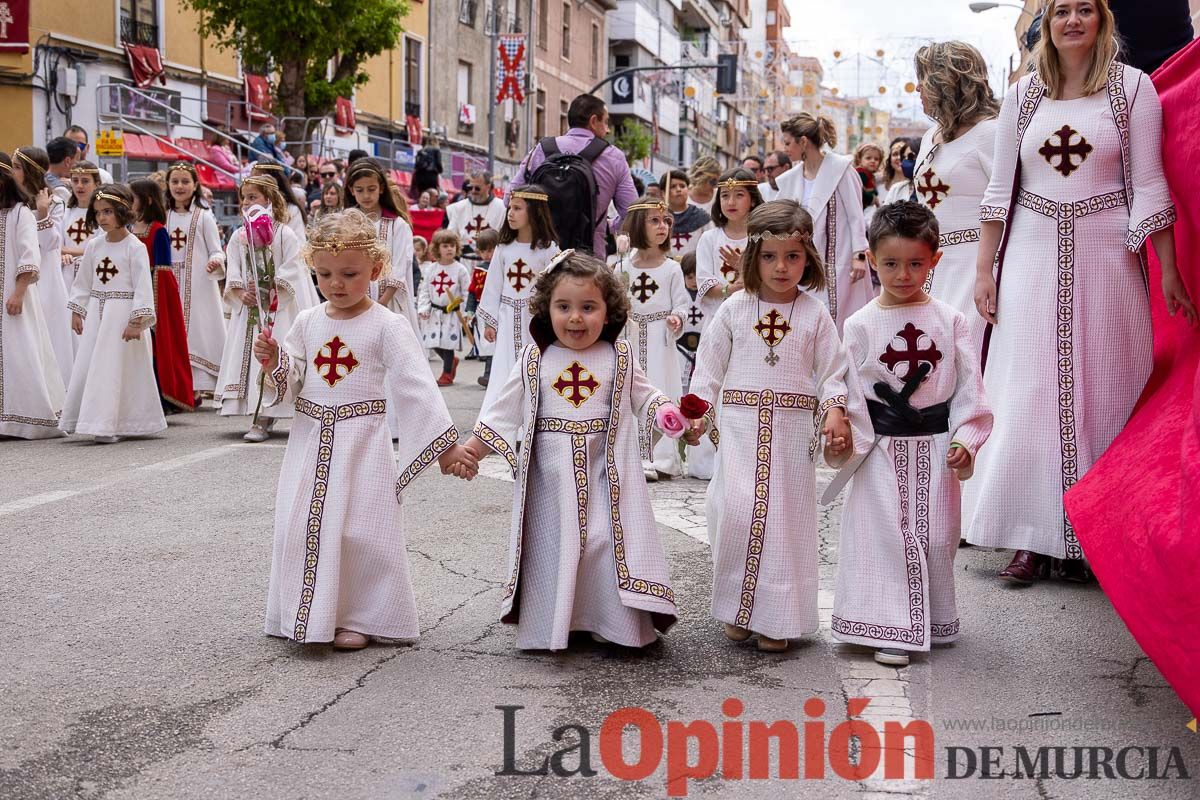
[655,404,687,439]
[247,210,275,248]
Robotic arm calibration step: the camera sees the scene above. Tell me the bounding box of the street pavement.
[1,357,1195,799]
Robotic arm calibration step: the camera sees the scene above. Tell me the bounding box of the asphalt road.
[1,357,1195,799]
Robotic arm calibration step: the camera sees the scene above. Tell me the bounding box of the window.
[536,89,546,139]
[458,0,478,27]
[590,23,600,79]
[404,38,423,118]
[559,99,569,134]
[120,0,159,47]
[457,61,473,107]
[561,3,571,61]
[537,0,548,50]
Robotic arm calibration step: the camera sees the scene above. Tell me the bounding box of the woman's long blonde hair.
[914,42,1000,141]
[1034,0,1120,99]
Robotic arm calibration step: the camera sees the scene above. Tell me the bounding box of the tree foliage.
[183,0,407,124]
[612,118,653,165]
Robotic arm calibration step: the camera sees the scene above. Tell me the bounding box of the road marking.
[137,446,231,472]
[0,489,83,517]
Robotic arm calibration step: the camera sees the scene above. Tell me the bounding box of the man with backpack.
[508,94,638,256]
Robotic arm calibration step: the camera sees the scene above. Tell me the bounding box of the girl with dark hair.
[129,178,194,411]
[164,161,227,400]
[13,146,74,384]
[61,184,166,443]
[775,114,875,332]
[457,251,687,651]
[478,184,561,414]
[695,169,762,333]
[0,151,67,439]
[614,197,690,480]
[879,137,922,205]
[343,159,419,337]
[61,161,100,288]
[249,162,308,242]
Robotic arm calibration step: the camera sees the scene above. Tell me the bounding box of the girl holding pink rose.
[215,176,317,442]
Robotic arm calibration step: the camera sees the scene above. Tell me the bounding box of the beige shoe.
[590,632,610,644]
[243,424,269,443]
[875,648,910,666]
[757,635,789,652]
[723,623,752,642]
[332,629,369,650]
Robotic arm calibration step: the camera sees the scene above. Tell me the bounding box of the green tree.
[183,0,408,146]
[612,118,653,165]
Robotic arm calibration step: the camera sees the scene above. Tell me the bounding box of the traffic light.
[716,54,737,95]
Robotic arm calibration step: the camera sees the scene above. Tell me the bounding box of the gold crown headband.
[717,178,759,190]
[303,236,389,270]
[511,190,549,202]
[242,176,278,192]
[252,163,286,173]
[167,161,197,174]
[628,201,668,212]
[94,191,130,208]
[0,162,10,174]
[748,230,812,243]
[70,165,100,175]
[15,150,44,174]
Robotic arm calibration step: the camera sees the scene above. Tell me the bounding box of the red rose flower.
[679,393,711,420]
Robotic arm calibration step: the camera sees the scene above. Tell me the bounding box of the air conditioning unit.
[56,65,79,99]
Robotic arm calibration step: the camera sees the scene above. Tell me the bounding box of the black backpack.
[414,147,437,173]
[527,136,609,254]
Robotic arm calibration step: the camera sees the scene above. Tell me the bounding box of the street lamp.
[969,1,1034,15]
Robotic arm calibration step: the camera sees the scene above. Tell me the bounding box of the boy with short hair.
[831,201,993,667]
[470,228,499,386]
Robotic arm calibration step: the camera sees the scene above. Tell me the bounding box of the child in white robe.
[455,251,691,651]
[690,200,871,652]
[342,159,419,328]
[165,161,227,399]
[477,185,560,412]
[250,162,308,245]
[60,162,101,300]
[60,184,166,442]
[832,202,992,667]
[216,176,316,442]
[612,196,690,480]
[0,153,65,440]
[676,253,715,479]
[255,209,469,649]
[694,169,763,326]
[418,229,471,386]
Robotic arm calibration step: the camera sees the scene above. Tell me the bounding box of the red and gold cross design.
[67,219,91,245]
[466,214,489,236]
[880,322,942,381]
[916,168,950,208]
[95,257,119,284]
[631,272,659,303]
[506,258,533,292]
[430,270,454,296]
[719,262,740,284]
[671,231,692,251]
[1038,125,1093,178]
[170,227,187,251]
[313,336,360,388]
[753,308,791,347]
[552,360,600,408]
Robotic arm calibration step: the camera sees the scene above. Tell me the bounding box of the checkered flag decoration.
[496,34,526,104]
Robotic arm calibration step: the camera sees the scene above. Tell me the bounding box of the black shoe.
[1053,558,1095,584]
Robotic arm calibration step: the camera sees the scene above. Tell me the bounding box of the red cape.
[139,222,195,411]
[1064,42,1200,715]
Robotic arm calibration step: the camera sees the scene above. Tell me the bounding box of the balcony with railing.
[120,15,159,48]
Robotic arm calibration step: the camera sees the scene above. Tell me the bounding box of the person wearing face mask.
[248,123,287,164]
[879,137,921,206]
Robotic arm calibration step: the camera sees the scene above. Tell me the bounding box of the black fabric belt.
[867,398,949,436]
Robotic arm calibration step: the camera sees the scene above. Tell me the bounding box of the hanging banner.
[244,73,272,122]
[495,34,526,104]
[334,96,356,134]
[0,0,30,53]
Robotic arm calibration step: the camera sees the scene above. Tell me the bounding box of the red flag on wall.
[0,0,30,52]
[495,34,526,104]
[124,43,166,88]
[334,96,356,135]
[244,73,272,122]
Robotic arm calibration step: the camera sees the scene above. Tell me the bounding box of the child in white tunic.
[250,163,308,245]
[165,162,227,398]
[216,177,316,442]
[0,156,65,440]
[457,252,688,651]
[832,202,993,668]
[418,229,471,385]
[60,185,165,442]
[255,209,468,650]
[60,162,101,299]
[676,253,715,479]
[695,169,763,325]
[342,160,419,328]
[477,185,560,413]
[612,197,690,480]
[690,200,871,652]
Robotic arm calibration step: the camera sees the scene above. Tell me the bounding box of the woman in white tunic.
[774,114,875,332]
[60,186,165,441]
[257,211,462,647]
[478,186,560,414]
[0,161,65,440]
[911,42,1000,353]
[463,253,678,651]
[165,162,227,396]
[216,178,315,440]
[612,198,690,479]
[966,0,1188,583]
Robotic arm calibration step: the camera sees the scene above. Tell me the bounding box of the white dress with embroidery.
[263,302,459,642]
[34,197,74,386]
[474,340,678,650]
[417,260,471,351]
[914,119,997,353]
[775,153,876,332]
[1,205,66,439]
[60,235,165,437]
[215,224,315,418]
[60,205,94,290]
[832,298,992,651]
[690,291,871,639]
[367,213,419,328]
[167,206,227,392]
[613,251,690,476]
[477,240,560,415]
[964,63,1174,560]
[676,287,715,479]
